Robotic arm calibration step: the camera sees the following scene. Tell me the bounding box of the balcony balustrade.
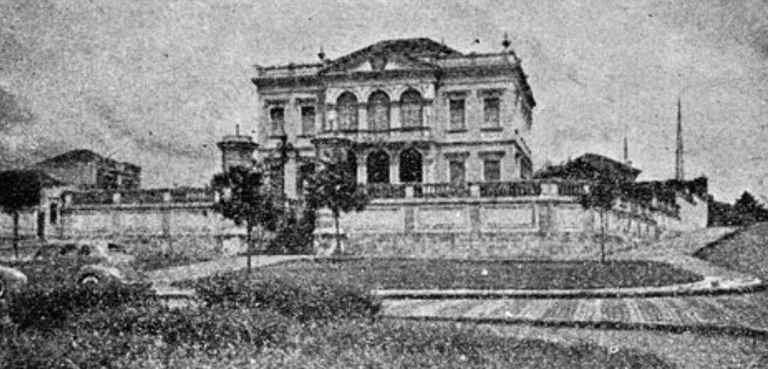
[315,127,433,144]
[64,187,218,207]
[477,181,542,197]
[413,183,470,198]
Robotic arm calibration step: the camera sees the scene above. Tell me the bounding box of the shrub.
[8,282,154,331]
[74,304,290,356]
[0,328,160,369]
[1,302,290,368]
[266,207,316,255]
[193,272,381,322]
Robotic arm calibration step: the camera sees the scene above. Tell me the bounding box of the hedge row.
[193,272,381,322]
[8,282,154,331]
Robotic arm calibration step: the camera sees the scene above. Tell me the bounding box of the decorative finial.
[318,46,326,61]
[502,32,511,49]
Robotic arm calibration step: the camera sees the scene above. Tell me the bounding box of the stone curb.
[381,315,768,339]
[372,277,765,300]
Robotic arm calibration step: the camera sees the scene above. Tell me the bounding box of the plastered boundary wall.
[329,196,679,258]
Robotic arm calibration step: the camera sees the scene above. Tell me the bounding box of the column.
[389,149,400,184]
[390,103,401,130]
[358,104,368,131]
[356,153,367,185]
[284,152,298,199]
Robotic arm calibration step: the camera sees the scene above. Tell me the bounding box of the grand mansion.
[3,37,707,259]
[239,37,536,199]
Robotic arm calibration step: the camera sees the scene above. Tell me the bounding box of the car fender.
[0,265,28,297]
[77,264,125,284]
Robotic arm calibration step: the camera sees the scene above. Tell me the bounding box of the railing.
[477,181,542,197]
[413,183,470,198]
[363,183,407,199]
[70,191,113,205]
[557,181,589,196]
[64,187,218,207]
[170,188,217,203]
[121,189,166,204]
[316,127,433,142]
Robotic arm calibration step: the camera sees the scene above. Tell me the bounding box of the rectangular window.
[483,97,500,127]
[297,163,315,195]
[49,203,58,225]
[484,160,501,182]
[270,107,285,135]
[449,99,465,130]
[520,157,532,179]
[449,160,466,185]
[301,106,315,135]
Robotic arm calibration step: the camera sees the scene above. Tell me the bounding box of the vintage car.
[30,241,145,285]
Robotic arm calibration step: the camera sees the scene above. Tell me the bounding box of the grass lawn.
[130,252,213,272]
[245,257,702,290]
[1,276,675,369]
[694,222,768,280]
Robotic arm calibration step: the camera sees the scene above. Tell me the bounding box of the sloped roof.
[535,153,641,182]
[34,149,140,171]
[0,168,65,188]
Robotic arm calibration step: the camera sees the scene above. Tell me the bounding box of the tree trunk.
[599,209,606,264]
[334,211,341,255]
[246,221,253,274]
[12,211,19,260]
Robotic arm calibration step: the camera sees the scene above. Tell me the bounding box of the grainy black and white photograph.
[1,1,767,368]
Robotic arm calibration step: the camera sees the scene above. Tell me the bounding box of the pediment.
[343,54,436,73]
[320,38,458,75]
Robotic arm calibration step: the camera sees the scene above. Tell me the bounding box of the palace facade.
[248,37,536,199]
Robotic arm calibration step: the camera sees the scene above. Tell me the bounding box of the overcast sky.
[1,0,767,201]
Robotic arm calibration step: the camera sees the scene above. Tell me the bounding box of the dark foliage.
[266,207,316,254]
[193,272,381,322]
[211,166,280,232]
[0,170,45,258]
[304,158,370,252]
[211,166,281,269]
[8,282,154,331]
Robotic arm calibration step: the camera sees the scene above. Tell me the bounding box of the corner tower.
[217,127,259,174]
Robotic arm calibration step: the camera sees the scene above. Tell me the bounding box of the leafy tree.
[0,170,44,259]
[579,181,620,263]
[211,166,280,273]
[732,191,768,225]
[304,158,370,254]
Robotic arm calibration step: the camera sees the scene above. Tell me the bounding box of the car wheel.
[0,278,6,299]
[79,274,101,285]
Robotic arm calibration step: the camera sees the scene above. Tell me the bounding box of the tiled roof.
[34,149,140,171]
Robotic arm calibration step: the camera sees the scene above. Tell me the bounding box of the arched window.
[367,91,390,131]
[400,89,423,128]
[366,150,390,184]
[336,92,358,130]
[399,148,423,183]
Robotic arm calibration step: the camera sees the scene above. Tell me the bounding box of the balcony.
[315,127,433,145]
